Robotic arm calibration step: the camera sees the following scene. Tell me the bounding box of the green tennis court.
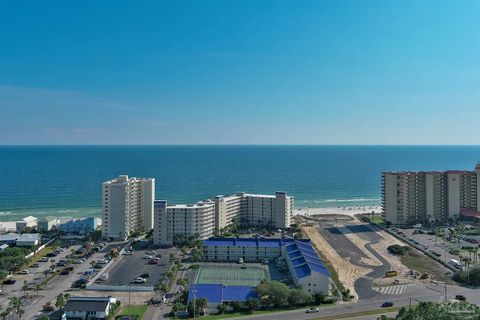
[196,264,270,286]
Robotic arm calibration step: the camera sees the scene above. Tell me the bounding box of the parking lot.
[103,244,174,287]
[392,227,479,270]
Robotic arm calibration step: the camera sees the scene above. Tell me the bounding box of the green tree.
[287,288,311,306]
[217,303,227,314]
[187,297,208,317]
[312,293,325,305]
[22,280,28,297]
[8,296,23,320]
[246,298,260,313]
[255,281,289,307]
[55,293,66,309]
[230,300,242,312]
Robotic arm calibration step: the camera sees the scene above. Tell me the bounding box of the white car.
[123,251,133,255]
[306,307,319,313]
[18,270,30,275]
[146,250,156,255]
[133,277,147,283]
[143,255,153,259]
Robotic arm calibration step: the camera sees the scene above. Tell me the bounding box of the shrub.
[387,245,410,256]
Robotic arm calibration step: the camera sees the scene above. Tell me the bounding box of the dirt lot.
[303,221,409,300]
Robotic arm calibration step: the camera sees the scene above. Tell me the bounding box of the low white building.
[37,216,59,232]
[16,216,37,232]
[16,233,40,247]
[0,233,20,245]
[63,296,116,320]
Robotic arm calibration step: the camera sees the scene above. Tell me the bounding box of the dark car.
[381,301,394,308]
[46,252,57,257]
[455,295,466,301]
[60,270,70,275]
[140,273,150,279]
[67,266,75,271]
[3,279,16,285]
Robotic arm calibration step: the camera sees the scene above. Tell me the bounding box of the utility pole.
[192,287,196,318]
[128,284,131,320]
[444,281,447,303]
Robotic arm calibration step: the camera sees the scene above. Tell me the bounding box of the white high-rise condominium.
[102,175,155,240]
[382,164,480,225]
[154,191,293,246]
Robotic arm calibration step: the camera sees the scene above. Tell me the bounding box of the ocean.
[1,145,480,221]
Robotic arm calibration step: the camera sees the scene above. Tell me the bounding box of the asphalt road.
[104,247,173,287]
[225,282,480,320]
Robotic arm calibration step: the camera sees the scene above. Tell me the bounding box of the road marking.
[373,283,414,295]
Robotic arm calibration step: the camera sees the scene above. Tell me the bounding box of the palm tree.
[35,284,41,296]
[8,296,23,320]
[55,293,66,309]
[22,280,28,297]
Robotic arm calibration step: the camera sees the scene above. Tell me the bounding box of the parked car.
[455,295,466,301]
[381,301,394,308]
[143,255,153,259]
[3,279,16,285]
[133,277,147,283]
[39,257,49,262]
[140,273,149,279]
[306,307,320,313]
[60,270,70,275]
[43,303,54,311]
[123,251,133,255]
[18,270,30,275]
[46,252,57,257]
[31,263,40,268]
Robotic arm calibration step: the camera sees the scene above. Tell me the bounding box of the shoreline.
[293,206,382,218]
[0,205,382,222]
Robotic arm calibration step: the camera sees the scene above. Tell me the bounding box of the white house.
[63,296,116,320]
[16,216,37,232]
[16,233,40,247]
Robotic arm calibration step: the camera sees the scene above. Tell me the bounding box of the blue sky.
[0,0,479,145]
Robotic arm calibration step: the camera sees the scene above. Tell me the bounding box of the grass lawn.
[117,305,148,319]
[401,250,450,282]
[370,215,384,224]
[27,246,57,266]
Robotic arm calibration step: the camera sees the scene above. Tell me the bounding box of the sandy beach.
[293,205,382,218]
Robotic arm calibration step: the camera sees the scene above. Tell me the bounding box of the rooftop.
[0,233,21,241]
[17,233,40,242]
[286,240,330,278]
[203,237,305,248]
[63,297,112,312]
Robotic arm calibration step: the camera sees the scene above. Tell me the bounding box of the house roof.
[203,237,305,248]
[17,233,40,242]
[187,284,257,304]
[0,233,20,241]
[285,241,330,279]
[63,297,112,312]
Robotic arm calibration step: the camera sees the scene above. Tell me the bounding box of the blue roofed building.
[187,284,257,307]
[202,237,331,295]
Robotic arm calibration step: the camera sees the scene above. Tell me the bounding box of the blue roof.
[286,241,330,278]
[187,284,257,304]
